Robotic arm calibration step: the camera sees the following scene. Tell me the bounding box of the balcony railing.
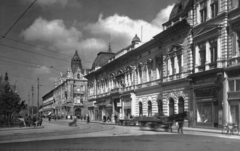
[228,56,240,67]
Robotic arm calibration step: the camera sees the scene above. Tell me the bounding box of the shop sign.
[196,98,217,103]
[194,77,217,85]
[124,102,131,107]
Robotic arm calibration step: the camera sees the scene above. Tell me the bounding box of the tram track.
[0,122,115,141]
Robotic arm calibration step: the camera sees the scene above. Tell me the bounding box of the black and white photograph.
[0,0,240,150]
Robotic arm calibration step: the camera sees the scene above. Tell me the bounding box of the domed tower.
[132,34,141,44]
[71,50,83,74]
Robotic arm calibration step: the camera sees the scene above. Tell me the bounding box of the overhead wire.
[1,0,37,38]
[0,54,64,74]
[0,44,70,63]
[3,37,72,58]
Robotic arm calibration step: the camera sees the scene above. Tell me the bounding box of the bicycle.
[222,123,239,135]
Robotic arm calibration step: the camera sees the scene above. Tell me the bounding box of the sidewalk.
[0,126,44,131]
[89,120,223,134]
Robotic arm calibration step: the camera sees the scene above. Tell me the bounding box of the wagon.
[133,112,188,132]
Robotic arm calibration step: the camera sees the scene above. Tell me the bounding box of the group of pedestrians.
[103,115,111,123]
[23,114,42,127]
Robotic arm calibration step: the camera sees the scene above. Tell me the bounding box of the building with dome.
[85,0,240,129]
[41,50,88,119]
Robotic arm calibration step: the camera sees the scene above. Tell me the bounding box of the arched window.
[77,74,80,79]
[148,101,152,117]
[178,97,184,113]
[158,100,163,115]
[169,98,175,116]
[139,102,143,116]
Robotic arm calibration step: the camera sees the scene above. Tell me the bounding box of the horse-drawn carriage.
[132,111,188,132]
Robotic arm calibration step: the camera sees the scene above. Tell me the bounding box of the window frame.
[210,40,218,63]
[200,2,207,23]
[210,0,218,18]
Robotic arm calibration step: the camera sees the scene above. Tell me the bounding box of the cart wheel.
[232,127,239,135]
[222,126,229,134]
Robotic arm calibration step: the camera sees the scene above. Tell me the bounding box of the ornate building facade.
[86,0,240,128]
[188,0,240,128]
[85,0,193,125]
[41,50,88,119]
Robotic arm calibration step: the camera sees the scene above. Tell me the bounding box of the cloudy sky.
[0,0,176,106]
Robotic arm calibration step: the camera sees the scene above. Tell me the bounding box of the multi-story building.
[42,50,88,119]
[86,0,240,128]
[188,0,240,128]
[41,90,54,116]
[85,0,193,124]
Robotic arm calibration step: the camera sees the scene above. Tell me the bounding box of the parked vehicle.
[132,112,188,132]
[222,123,239,135]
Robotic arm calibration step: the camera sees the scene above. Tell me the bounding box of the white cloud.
[84,13,161,48]
[28,65,51,75]
[152,4,175,28]
[21,4,174,69]
[21,17,81,44]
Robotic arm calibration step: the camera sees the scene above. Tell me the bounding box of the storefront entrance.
[196,100,218,127]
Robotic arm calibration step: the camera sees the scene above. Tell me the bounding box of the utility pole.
[28,94,30,116]
[37,78,39,117]
[32,86,34,116]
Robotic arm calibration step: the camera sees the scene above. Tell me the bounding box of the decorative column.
[195,45,200,73]
[207,0,211,20]
[222,72,228,126]
[217,36,222,67]
[196,3,200,24]
[174,55,178,74]
[112,99,115,123]
[130,93,136,116]
[206,41,210,70]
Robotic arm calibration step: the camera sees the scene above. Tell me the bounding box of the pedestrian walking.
[48,115,51,122]
[103,115,106,123]
[176,118,184,134]
[23,114,28,127]
[32,115,37,127]
[114,114,118,124]
[86,115,90,124]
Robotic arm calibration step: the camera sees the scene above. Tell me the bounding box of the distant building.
[41,50,88,119]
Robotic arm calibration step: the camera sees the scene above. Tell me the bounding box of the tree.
[0,82,27,125]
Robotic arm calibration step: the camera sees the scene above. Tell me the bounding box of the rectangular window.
[199,49,206,66]
[230,0,240,9]
[232,32,240,57]
[178,55,182,73]
[171,57,175,75]
[211,0,218,18]
[210,41,218,62]
[236,79,240,91]
[229,80,235,91]
[200,2,207,23]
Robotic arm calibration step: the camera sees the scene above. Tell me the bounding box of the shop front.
[195,98,218,127]
[121,95,132,119]
[189,69,223,128]
[225,66,240,127]
[105,99,112,120]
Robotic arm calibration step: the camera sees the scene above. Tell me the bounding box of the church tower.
[71,50,83,74]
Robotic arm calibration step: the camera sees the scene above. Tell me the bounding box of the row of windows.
[198,0,240,24]
[138,98,184,117]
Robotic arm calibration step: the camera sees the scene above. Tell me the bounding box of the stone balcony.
[228,56,240,67]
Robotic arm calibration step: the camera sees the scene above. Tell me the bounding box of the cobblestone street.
[0,119,240,151]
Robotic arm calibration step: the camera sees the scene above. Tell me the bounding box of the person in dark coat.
[32,115,37,127]
[114,114,118,124]
[103,115,106,122]
[86,115,90,124]
[176,118,184,133]
[48,115,51,122]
